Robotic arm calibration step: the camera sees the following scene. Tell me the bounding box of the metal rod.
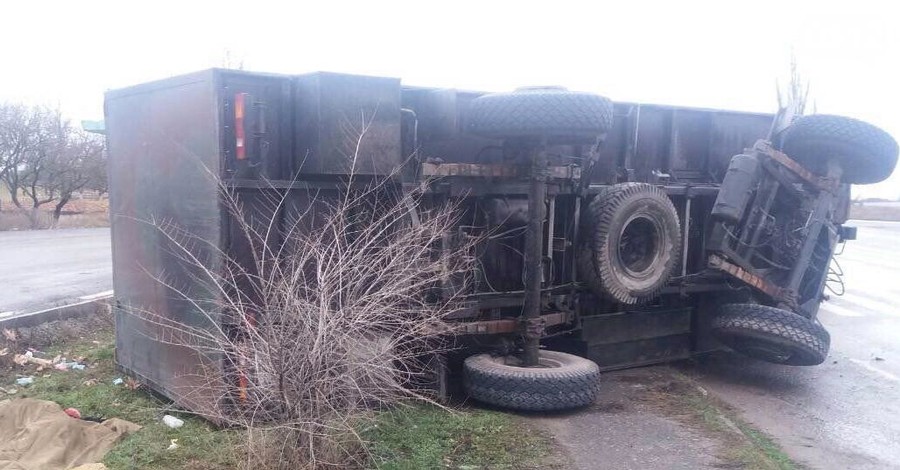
[682,197,691,277]
[522,139,548,367]
[546,196,556,266]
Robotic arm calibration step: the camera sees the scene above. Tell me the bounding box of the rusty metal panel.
[631,106,671,181]
[294,72,402,176]
[708,111,773,180]
[106,70,226,416]
[591,103,631,184]
[592,103,772,185]
[668,109,712,179]
[401,88,500,165]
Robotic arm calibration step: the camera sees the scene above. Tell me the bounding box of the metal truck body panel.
[106,69,848,413]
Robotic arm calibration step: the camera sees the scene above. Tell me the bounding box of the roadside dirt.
[520,366,795,470]
[0,308,112,378]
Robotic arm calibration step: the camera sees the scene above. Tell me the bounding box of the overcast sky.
[2,0,897,197]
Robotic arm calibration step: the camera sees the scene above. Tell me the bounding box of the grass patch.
[1,327,239,469]
[366,404,550,470]
[658,373,796,470]
[3,325,557,469]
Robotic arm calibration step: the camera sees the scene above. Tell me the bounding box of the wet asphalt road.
[686,220,900,469]
[0,228,111,316]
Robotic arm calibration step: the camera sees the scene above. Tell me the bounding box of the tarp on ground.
[0,398,140,470]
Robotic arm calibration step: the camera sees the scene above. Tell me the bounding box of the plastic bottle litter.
[70,364,86,371]
[15,377,34,386]
[112,378,124,385]
[162,415,184,429]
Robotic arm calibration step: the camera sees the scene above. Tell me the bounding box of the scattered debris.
[15,377,34,386]
[167,439,179,451]
[14,351,54,368]
[112,378,124,386]
[0,347,9,356]
[162,415,184,429]
[65,408,82,419]
[2,328,16,341]
[82,379,99,387]
[124,377,141,390]
[10,348,91,372]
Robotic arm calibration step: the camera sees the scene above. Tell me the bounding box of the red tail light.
[234,93,247,160]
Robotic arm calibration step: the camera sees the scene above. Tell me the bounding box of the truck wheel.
[780,114,899,184]
[467,87,613,139]
[711,304,830,366]
[463,350,600,411]
[583,183,681,304]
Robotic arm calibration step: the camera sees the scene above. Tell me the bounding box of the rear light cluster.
[234,93,248,160]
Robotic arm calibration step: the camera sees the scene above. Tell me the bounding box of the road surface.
[0,228,111,316]
[685,219,900,469]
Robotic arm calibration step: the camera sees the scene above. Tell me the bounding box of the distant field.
[0,194,109,230]
[849,202,900,221]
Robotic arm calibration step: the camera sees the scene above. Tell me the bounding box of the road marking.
[850,359,900,382]
[820,303,864,317]
[835,292,897,316]
[77,290,114,301]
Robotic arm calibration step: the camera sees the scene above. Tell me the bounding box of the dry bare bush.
[776,55,815,118]
[127,164,477,468]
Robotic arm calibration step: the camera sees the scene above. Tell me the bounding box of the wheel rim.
[494,355,564,369]
[617,215,661,278]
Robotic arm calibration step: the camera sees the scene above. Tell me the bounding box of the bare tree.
[0,104,106,227]
[47,129,105,223]
[0,104,55,212]
[1,105,67,227]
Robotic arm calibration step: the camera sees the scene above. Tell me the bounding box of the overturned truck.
[106,69,898,413]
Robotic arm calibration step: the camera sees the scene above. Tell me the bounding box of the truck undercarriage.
[106,70,898,413]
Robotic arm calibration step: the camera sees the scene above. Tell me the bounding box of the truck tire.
[583,183,681,304]
[711,304,830,366]
[780,114,899,184]
[467,87,613,139]
[463,350,600,411]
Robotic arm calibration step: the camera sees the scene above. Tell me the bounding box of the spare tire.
[582,183,681,304]
[463,350,600,411]
[780,114,899,184]
[711,304,830,366]
[467,87,613,139]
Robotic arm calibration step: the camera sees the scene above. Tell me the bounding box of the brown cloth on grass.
[0,398,141,470]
